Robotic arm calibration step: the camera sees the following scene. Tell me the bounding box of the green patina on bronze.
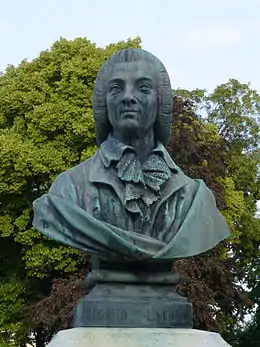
[32,49,230,262]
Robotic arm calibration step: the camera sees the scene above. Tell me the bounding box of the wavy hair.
[92,49,173,146]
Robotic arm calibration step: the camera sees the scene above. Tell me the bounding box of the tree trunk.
[35,330,46,347]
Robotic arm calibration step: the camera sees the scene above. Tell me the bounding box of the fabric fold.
[33,179,229,260]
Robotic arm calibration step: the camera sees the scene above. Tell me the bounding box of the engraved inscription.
[76,300,191,327]
[83,305,128,324]
[147,306,189,325]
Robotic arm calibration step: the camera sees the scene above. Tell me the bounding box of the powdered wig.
[92,49,173,146]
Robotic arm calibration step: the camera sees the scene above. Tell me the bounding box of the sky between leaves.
[0,0,260,92]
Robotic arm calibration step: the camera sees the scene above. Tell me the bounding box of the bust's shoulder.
[47,152,104,203]
[52,152,100,187]
[178,174,200,200]
[66,156,93,178]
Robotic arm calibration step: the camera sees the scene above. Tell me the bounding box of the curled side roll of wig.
[92,49,173,146]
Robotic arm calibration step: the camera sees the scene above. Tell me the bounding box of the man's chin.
[119,120,140,138]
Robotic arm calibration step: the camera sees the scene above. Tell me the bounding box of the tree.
[171,83,260,340]
[237,284,260,346]
[0,36,142,346]
[227,285,260,346]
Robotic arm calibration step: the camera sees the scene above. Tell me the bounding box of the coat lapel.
[90,150,189,220]
[89,151,126,206]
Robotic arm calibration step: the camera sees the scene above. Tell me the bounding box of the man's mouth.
[121,110,138,118]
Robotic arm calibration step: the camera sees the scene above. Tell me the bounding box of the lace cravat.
[116,151,171,222]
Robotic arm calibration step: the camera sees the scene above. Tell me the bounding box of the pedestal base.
[47,328,232,346]
[73,283,192,328]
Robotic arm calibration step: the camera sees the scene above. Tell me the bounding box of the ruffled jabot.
[116,151,171,216]
[99,135,175,226]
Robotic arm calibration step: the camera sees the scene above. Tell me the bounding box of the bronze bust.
[33,49,230,262]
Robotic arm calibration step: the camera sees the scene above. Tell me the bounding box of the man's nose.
[122,87,137,106]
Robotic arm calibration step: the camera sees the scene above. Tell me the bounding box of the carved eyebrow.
[109,78,124,85]
[136,77,153,85]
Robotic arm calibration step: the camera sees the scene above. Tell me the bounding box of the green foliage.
[174,83,260,256]
[0,280,29,346]
[0,36,141,345]
[206,81,260,272]
[218,177,246,243]
[223,284,260,346]
[173,83,260,341]
[205,79,260,151]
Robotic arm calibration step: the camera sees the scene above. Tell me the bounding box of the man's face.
[106,60,158,139]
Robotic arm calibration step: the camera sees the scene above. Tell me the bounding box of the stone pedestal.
[47,328,232,346]
[73,282,192,328]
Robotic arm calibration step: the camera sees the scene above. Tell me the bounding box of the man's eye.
[139,84,151,93]
[110,85,121,92]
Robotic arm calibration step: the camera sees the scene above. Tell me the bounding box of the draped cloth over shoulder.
[33,139,230,261]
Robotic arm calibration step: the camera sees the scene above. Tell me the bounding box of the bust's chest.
[89,179,183,243]
[78,156,188,242]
